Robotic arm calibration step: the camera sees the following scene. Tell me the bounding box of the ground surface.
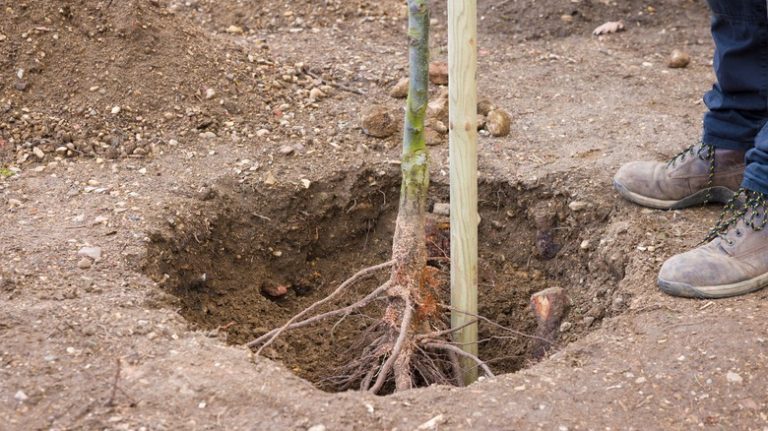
[2,0,768,430]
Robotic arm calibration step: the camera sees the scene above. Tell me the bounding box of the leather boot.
[658,189,768,298]
[613,143,745,209]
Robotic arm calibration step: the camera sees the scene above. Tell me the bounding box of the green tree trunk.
[384,0,430,392]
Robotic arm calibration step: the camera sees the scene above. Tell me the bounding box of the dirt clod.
[486,109,511,137]
[361,105,400,138]
[428,61,449,85]
[390,77,410,98]
[668,49,691,68]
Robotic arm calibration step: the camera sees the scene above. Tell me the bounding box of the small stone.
[0,34,6,42]
[432,120,448,134]
[726,371,743,384]
[14,390,28,402]
[8,198,22,208]
[205,88,216,100]
[309,87,325,101]
[428,61,449,85]
[425,128,443,146]
[200,131,217,139]
[486,109,511,137]
[308,426,327,431]
[261,283,289,299]
[111,106,121,115]
[427,90,449,123]
[580,239,591,250]
[168,139,179,146]
[635,377,647,384]
[559,321,572,332]
[278,145,294,155]
[78,246,102,261]
[432,202,450,216]
[33,147,45,160]
[568,201,589,212]
[560,14,574,23]
[668,49,691,69]
[477,99,495,116]
[389,77,409,99]
[77,258,93,269]
[361,105,400,138]
[226,25,244,34]
[256,129,270,138]
[264,172,277,185]
[301,179,311,189]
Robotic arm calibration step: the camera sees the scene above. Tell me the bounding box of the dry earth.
[1,0,767,430]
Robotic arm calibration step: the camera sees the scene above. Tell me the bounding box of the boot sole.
[613,179,735,210]
[658,273,768,299]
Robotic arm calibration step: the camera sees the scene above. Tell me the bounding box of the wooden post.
[448,0,478,385]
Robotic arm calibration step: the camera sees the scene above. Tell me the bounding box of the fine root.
[247,260,394,354]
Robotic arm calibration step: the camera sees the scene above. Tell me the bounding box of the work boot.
[613,143,745,209]
[658,189,768,298]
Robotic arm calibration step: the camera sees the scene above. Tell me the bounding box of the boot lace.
[703,188,768,244]
[666,143,716,205]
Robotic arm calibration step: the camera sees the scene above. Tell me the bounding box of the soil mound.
[0,0,300,164]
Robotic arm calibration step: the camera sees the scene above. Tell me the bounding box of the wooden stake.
[448,0,478,385]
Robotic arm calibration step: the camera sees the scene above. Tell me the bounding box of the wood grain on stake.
[449,0,479,385]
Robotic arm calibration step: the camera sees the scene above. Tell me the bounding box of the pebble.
[389,77,409,99]
[8,198,22,208]
[205,88,216,100]
[361,105,399,138]
[559,321,572,332]
[580,239,591,250]
[168,139,179,146]
[111,106,121,115]
[278,145,294,155]
[726,371,743,384]
[200,131,217,139]
[428,61,449,85]
[256,129,270,138]
[309,87,325,101]
[78,246,102,261]
[568,201,589,212]
[668,49,691,69]
[77,258,93,269]
[226,25,244,34]
[427,95,449,126]
[261,283,288,298]
[0,34,6,42]
[14,390,28,402]
[486,109,511,137]
[432,202,450,216]
[308,426,326,431]
[33,147,45,160]
[477,99,495,116]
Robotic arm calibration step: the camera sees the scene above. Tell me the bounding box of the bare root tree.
[247,0,495,394]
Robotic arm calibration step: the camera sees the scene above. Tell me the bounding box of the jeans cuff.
[702,134,754,151]
[741,177,768,195]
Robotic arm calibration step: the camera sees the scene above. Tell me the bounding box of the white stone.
[726,371,743,384]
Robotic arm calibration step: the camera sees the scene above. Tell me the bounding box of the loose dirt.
[2,0,767,430]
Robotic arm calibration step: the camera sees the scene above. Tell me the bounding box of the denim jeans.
[704,0,768,194]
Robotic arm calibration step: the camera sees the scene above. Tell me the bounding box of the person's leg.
[702,0,768,151]
[613,0,768,210]
[657,0,768,299]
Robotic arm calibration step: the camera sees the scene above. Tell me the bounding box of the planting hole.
[143,169,626,392]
